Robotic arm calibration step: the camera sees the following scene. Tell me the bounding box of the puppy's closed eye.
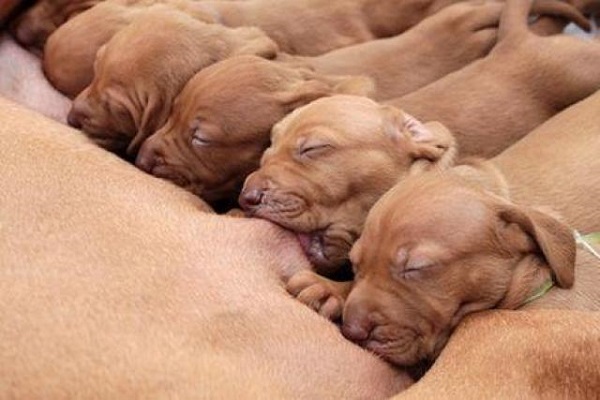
[297,142,333,159]
[191,127,214,148]
[391,249,435,281]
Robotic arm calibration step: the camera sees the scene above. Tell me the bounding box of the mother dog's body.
[0,97,410,398]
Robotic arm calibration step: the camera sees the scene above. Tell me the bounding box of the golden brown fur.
[396,310,600,399]
[10,0,101,51]
[240,0,599,275]
[0,96,412,399]
[240,95,457,275]
[188,0,471,56]
[387,0,600,158]
[43,1,142,98]
[301,0,590,100]
[42,0,215,98]
[334,172,600,366]
[66,7,277,156]
[286,88,600,370]
[135,56,372,204]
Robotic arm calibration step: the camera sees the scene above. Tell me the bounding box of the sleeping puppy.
[337,172,600,368]
[43,1,142,98]
[299,0,590,100]
[240,96,457,276]
[67,6,277,157]
[135,56,372,204]
[239,0,598,275]
[285,83,600,370]
[43,0,215,98]
[386,0,600,157]
[184,0,468,56]
[10,0,102,52]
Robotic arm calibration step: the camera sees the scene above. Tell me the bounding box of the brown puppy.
[337,172,600,367]
[67,7,277,156]
[240,95,457,275]
[184,0,485,56]
[136,56,373,204]
[43,1,143,98]
[10,0,102,52]
[300,0,590,100]
[386,0,600,158]
[287,86,600,368]
[43,0,215,98]
[239,0,598,273]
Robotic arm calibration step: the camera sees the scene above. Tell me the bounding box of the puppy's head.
[68,7,279,157]
[43,1,139,98]
[342,173,575,367]
[10,0,100,51]
[239,95,456,275]
[135,56,373,204]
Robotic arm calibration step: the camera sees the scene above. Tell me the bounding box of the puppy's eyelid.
[391,249,435,280]
[191,127,213,147]
[296,143,334,158]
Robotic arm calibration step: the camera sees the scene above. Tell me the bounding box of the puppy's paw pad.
[286,271,345,320]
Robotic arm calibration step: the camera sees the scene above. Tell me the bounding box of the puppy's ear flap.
[276,70,374,111]
[322,74,375,97]
[231,27,279,59]
[127,92,169,156]
[381,106,457,174]
[497,204,576,288]
[277,80,337,111]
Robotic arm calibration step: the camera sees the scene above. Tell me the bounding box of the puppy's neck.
[193,1,250,26]
[452,159,511,200]
[361,0,437,36]
[498,255,553,310]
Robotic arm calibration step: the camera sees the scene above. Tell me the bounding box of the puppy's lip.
[296,231,327,264]
[152,165,191,188]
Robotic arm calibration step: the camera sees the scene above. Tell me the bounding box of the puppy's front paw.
[286,270,352,321]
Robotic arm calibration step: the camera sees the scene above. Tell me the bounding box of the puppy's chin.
[365,331,430,368]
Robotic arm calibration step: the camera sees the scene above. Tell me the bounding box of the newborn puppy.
[136,56,372,204]
[67,7,277,156]
[186,0,477,56]
[240,95,456,275]
[43,1,142,98]
[301,0,590,100]
[338,172,600,368]
[10,0,102,52]
[386,0,600,158]
[43,0,215,98]
[286,85,600,368]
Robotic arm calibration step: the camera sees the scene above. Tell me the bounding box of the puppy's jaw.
[342,279,449,368]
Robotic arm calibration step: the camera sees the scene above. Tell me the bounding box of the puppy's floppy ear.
[275,69,374,111]
[231,27,279,59]
[380,106,457,174]
[497,203,576,288]
[127,91,170,156]
[320,74,375,97]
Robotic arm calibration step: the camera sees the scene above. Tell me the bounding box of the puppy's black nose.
[67,107,83,129]
[239,188,264,210]
[135,140,160,173]
[341,321,372,343]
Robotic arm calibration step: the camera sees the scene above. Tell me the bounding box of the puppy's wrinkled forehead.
[271,95,389,145]
[357,174,498,263]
